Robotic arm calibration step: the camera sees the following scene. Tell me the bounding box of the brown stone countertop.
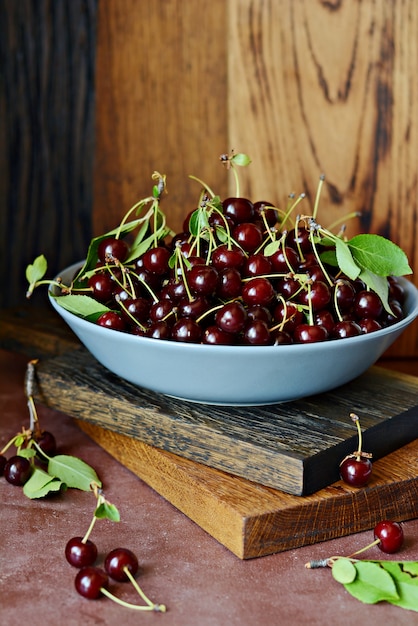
[1,348,417,626]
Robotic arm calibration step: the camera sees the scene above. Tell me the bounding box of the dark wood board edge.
[76,420,418,559]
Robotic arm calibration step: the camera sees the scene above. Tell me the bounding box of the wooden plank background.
[0,0,97,310]
[1,0,417,357]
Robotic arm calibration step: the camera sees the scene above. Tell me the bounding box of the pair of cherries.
[65,537,166,611]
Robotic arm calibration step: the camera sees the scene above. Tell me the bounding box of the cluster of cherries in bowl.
[85,195,406,346]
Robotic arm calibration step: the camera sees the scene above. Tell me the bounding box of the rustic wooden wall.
[93,0,418,357]
[0,0,97,309]
[93,0,228,236]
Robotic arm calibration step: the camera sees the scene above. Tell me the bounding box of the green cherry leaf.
[319,249,338,267]
[17,448,37,459]
[95,501,121,522]
[377,561,418,611]
[335,238,361,280]
[26,254,48,285]
[343,561,399,604]
[231,153,252,167]
[402,562,418,577]
[52,294,111,320]
[347,234,412,277]
[332,558,357,584]
[47,455,102,492]
[23,467,66,499]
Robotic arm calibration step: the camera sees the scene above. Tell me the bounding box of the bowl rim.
[49,260,418,355]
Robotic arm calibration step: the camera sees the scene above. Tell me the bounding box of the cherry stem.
[188,174,216,198]
[312,174,325,220]
[99,586,166,612]
[122,566,165,610]
[347,538,380,558]
[350,412,363,459]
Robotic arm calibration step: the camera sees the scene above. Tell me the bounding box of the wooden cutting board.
[73,422,418,559]
[33,347,418,496]
[2,307,418,559]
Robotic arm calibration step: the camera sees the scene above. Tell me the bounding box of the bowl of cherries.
[27,159,418,405]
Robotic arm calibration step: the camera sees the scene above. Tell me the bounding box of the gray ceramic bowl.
[49,262,418,405]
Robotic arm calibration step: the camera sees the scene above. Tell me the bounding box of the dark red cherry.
[88,273,114,303]
[243,253,272,277]
[298,281,331,312]
[373,520,404,554]
[177,296,210,320]
[253,200,278,226]
[34,430,57,457]
[216,268,242,300]
[98,237,129,263]
[215,302,248,335]
[187,264,219,297]
[4,455,32,486]
[0,455,7,476]
[242,320,272,345]
[293,324,329,343]
[222,197,254,224]
[75,566,108,600]
[171,318,202,343]
[65,537,98,568]
[96,311,126,332]
[142,246,171,275]
[353,290,383,319]
[331,320,362,339]
[339,455,372,487]
[146,320,171,339]
[232,222,263,253]
[104,547,139,582]
[241,277,275,308]
[210,244,245,271]
[202,325,235,345]
[269,247,300,273]
[358,318,382,333]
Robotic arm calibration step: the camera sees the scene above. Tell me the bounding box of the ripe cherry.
[0,455,7,475]
[88,273,114,303]
[104,548,139,582]
[4,455,32,486]
[293,324,328,343]
[65,537,98,568]
[340,413,372,487]
[75,566,108,600]
[98,237,129,263]
[34,430,57,457]
[339,455,372,487]
[222,197,254,224]
[373,520,404,553]
[97,311,126,332]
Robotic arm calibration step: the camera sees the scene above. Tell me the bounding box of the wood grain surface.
[33,347,418,496]
[0,0,97,309]
[77,420,418,559]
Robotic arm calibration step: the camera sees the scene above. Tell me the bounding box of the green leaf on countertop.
[23,467,66,499]
[48,454,102,492]
[377,561,418,611]
[331,558,357,584]
[341,561,399,604]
